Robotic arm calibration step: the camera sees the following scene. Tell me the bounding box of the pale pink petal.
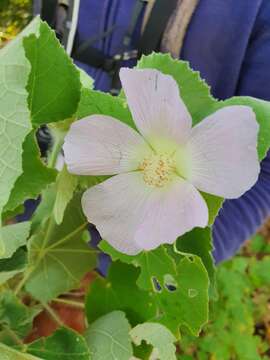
[82,173,208,255]
[63,115,152,175]
[134,178,208,250]
[185,106,260,198]
[82,172,151,255]
[119,68,192,150]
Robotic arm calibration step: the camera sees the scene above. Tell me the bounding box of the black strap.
[138,0,178,55]
[41,0,58,27]
[40,0,178,93]
[123,0,145,48]
[71,0,145,94]
[72,37,119,72]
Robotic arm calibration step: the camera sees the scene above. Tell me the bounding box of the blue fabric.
[75,0,142,91]
[75,0,270,262]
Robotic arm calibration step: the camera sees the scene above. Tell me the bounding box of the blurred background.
[1,1,270,359]
[0,0,31,48]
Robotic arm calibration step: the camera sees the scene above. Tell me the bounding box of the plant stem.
[52,297,85,309]
[2,325,26,350]
[173,242,194,258]
[42,302,64,327]
[48,138,63,168]
[14,267,33,296]
[48,128,65,168]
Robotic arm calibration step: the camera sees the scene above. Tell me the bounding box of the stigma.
[139,154,176,187]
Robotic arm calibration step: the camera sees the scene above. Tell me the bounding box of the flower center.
[139,154,176,188]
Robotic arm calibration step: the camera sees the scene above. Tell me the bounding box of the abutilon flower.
[63,68,259,255]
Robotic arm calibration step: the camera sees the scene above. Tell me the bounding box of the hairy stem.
[48,128,65,168]
[52,297,85,309]
[42,302,64,327]
[2,325,26,350]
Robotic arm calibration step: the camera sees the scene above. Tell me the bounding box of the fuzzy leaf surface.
[0,221,30,259]
[0,291,40,346]
[130,322,176,360]
[0,248,27,285]
[27,327,90,360]
[85,311,133,360]
[25,193,97,302]
[86,262,157,326]
[99,241,177,291]
[0,18,40,251]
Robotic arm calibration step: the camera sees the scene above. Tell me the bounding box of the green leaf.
[200,192,223,226]
[156,256,209,337]
[136,53,217,124]
[0,343,41,360]
[4,131,57,213]
[0,18,40,251]
[0,247,27,285]
[176,227,216,297]
[249,257,270,287]
[77,88,133,127]
[99,241,177,291]
[93,249,209,337]
[27,327,90,360]
[24,21,81,125]
[25,193,97,302]
[250,234,267,254]
[53,165,78,225]
[77,175,108,192]
[85,262,157,325]
[2,204,25,222]
[30,185,56,231]
[0,221,30,259]
[130,323,177,360]
[0,291,40,346]
[78,68,94,89]
[214,96,270,161]
[85,311,133,360]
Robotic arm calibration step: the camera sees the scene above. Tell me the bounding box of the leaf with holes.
[99,240,177,291]
[85,311,133,360]
[25,193,97,302]
[176,227,216,297]
[156,256,209,337]
[85,262,157,325]
[130,323,177,360]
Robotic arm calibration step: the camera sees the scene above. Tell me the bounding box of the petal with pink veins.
[134,178,209,250]
[63,115,152,175]
[82,172,208,255]
[119,68,192,151]
[185,105,260,198]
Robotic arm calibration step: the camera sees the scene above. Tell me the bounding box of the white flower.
[63,68,259,255]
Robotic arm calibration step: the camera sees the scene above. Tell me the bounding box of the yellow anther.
[139,154,175,187]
